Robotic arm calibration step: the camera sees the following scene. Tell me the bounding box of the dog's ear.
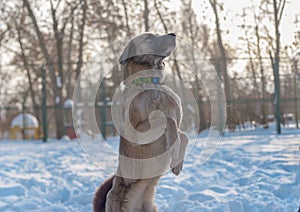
[119,40,136,65]
[154,57,163,66]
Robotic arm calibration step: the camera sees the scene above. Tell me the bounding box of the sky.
[190,0,300,75]
[281,0,300,45]
[192,0,300,46]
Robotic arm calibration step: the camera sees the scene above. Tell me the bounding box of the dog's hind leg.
[105,176,127,212]
[141,177,160,212]
[106,176,150,212]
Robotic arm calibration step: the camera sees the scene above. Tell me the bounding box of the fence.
[0,58,300,140]
[1,96,299,141]
[0,103,116,140]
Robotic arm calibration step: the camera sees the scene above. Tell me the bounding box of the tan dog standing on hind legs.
[93,33,189,212]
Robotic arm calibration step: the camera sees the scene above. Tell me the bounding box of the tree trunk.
[255,25,268,128]
[23,0,64,138]
[76,0,87,80]
[143,0,150,31]
[66,10,75,99]
[122,0,131,35]
[246,38,259,97]
[209,0,235,131]
[270,0,286,134]
[16,25,39,117]
[74,0,87,103]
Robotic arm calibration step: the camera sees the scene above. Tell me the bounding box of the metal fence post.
[270,52,281,134]
[22,92,26,140]
[41,65,48,142]
[100,78,106,139]
[294,56,299,129]
[294,75,299,128]
[275,62,281,134]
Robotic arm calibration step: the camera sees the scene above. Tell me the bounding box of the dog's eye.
[145,34,157,40]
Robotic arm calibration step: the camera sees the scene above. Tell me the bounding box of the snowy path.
[0,125,300,211]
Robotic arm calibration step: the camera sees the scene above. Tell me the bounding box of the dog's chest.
[130,90,166,119]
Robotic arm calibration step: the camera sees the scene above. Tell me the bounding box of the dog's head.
[119,33,176,67]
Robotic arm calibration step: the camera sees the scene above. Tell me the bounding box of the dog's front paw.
[171,161,183,176]
[170,132,188,176]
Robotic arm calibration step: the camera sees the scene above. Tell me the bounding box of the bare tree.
[22,0,91,138]
[16,16,39,116]
[122,0,131,35]
[238,6,270,127]
[23,0,64,138]
[180,0,209,131]
[269,0,286,134]
[254,20,268,128]
[239,9,259,97]
[239,0,286,131]
[209,0,236,130]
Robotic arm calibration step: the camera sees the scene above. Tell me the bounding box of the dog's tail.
[93,176,114,212]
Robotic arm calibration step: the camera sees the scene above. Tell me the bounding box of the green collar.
[132,76,161,86]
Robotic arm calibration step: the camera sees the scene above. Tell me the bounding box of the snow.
[0,123,300,211]
[55,96,60,104]
[56,76,62,88]
[64,99,73,109]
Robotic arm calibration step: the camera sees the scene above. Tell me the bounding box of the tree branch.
[22,0,56,92]
[154,0,168,33]
[278,0,286,24]
[121,0,131,35]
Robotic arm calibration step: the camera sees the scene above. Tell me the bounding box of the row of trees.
[0,0,298,137]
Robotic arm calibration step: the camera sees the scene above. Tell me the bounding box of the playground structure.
[9,113,40,140]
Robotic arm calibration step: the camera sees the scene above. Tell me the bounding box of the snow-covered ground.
[0,123,300,211]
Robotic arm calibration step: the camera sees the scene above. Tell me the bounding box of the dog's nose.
[167,33,176,37]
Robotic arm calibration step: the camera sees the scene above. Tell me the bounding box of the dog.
[93,33,189,212]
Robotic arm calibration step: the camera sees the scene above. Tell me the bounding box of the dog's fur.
[93,33,188,212]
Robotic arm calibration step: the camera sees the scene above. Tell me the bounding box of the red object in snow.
[65,126,77,139]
